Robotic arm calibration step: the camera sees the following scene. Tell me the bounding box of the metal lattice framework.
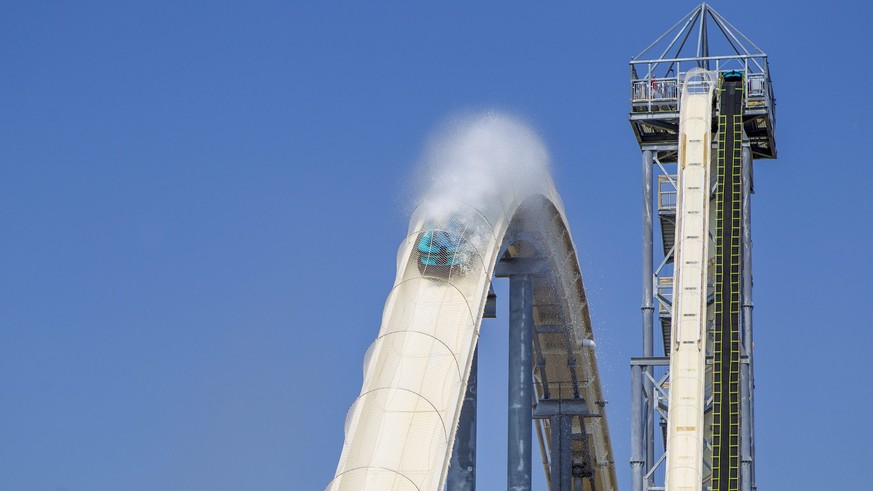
[629,3,776,162]
[628,4,775,491]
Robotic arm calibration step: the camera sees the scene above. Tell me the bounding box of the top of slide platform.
[628,3,777,161]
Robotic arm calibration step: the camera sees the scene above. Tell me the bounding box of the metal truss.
[630,6,774,485]
[628,3,777,161]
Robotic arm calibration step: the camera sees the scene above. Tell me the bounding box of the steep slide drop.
[664,69,717,491]
[326,115,616,491]
[710,70,746,491]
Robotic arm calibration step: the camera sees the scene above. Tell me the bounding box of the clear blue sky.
[2,1,871,490]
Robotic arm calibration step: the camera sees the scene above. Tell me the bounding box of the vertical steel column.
[548,415,571,491]
[549,415,562,491]
[509,275,533,491]
[641,149,655,487]
[559,417,572,491]
[630,364,644,491]
[449,347,478,490]
[740,146,755,491]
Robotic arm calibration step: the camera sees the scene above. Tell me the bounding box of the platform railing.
[630,54,771,114]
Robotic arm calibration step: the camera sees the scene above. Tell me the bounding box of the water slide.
[664,70,717,490]
[710,71,746,491]
[326,116,617,491]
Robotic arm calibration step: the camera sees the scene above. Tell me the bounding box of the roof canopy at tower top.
[631,3,770,80]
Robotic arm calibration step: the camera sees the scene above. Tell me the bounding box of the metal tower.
[628,4,776,491]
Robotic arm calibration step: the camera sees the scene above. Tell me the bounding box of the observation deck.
[628,4,777,162]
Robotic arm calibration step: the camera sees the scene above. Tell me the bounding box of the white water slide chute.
[327,116,617,491]
[664,69,717,490]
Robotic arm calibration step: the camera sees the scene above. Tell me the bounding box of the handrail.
[630,53,767,66]
[630,66,772,115]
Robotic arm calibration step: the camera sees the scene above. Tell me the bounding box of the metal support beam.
[495,258,550,277]
[549,415,562,491]
[485,283,497,319]
[641,149,656,487]
[533,399,595,418]
[548,415,573,491]
[509,275,533,491]
[740,145,756,491]
[561,416,573,491]
[630,356,671,367]
[449,347,478,491]
[630,364,644,491]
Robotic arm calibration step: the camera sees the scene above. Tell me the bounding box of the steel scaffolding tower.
[628,4,776,491]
